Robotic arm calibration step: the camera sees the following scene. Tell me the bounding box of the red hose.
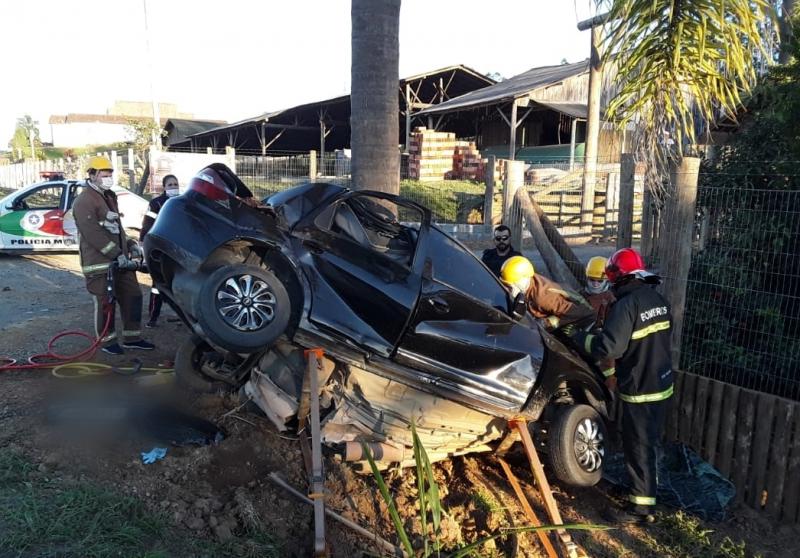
[0,307,114,371]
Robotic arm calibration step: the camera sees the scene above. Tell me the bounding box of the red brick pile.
[452,142,483,181]
[408,128,457,182]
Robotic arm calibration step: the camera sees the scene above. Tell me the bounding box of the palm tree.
[599,0,772,171]
[350,0,401,194]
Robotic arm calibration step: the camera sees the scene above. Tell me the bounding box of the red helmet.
[605,248,646,283]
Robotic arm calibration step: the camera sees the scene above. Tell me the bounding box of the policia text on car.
[72,156,155,356]
[570,248,673,524]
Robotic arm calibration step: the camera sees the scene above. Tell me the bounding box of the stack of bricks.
[408,127,459,181]
[451,142,484,181]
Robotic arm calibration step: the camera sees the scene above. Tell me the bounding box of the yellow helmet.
[585,256,608,280]
[501,256,535,285]
[86,155,113,172]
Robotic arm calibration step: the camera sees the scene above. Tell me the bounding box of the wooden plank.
[781,408,800,523]
[749,393,776,509]
[703,379,726,467]
[717,382,740,479]
[678,373,697,443]
[690,376,710,453]
[766,399,794,518]
[732,390,757,504]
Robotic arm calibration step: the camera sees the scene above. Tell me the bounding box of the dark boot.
[601,503,656,525]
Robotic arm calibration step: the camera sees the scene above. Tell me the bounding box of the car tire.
[197,264,290,354]
[547,404,606,487]
[174,335,231,393]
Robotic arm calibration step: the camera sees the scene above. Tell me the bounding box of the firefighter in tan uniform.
[500,256,595,329]
[72,156,155,355]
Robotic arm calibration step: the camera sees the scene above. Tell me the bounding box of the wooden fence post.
[309,150,317,179]
[225,146,236,173]
[504,160,524,249]
[617,154,635,248]
[483,155,496,226]
[660,157,701,367]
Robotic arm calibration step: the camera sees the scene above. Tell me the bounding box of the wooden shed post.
[509,101,518,160]
[483,155,496,226]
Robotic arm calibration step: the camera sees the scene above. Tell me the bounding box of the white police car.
[0,180,148,253]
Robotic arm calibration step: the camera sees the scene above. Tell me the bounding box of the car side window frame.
[314,193,422,270]
[425,227,512,315]
[13,184,65,211]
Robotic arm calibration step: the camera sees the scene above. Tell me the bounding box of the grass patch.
[470,489,504,515]
[640,511,758,558]
[400,179,485,223]
[0,449,279,558]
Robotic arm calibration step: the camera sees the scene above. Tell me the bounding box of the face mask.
[98,176,113,190]
[514,277,531,293]
[166,188,179,197]
[586,278,609,295]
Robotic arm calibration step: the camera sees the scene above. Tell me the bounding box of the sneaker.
[145,320,158,329]
[122,339,156,350]
[101,343,125,356]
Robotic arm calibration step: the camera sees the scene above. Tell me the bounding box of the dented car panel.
[146,174,611,477]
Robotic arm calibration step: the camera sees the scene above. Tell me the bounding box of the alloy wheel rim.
[215,274,276,331]
[574,417,604,473]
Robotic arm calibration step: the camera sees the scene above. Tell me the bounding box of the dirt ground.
[1,252,798,557]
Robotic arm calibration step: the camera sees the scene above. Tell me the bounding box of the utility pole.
[578,19,605,236]
[142,0,160,146]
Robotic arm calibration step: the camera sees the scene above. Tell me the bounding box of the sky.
[0,0,597,147]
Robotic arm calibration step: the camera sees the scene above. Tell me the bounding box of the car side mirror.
[511,291,527,320]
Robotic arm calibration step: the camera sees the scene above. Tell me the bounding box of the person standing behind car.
[481,225,521,277]
[570,248,673,525]
[140,174,179,328]
[73,156,155,355]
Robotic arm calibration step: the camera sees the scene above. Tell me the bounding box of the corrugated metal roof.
[187,65,494,139]
[417,60,589,115]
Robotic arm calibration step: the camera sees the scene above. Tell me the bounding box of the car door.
[395,226,544,410]
[292,191,428,357]
[0,183,69,251]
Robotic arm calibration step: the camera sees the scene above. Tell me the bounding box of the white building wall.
[50,122,131,147]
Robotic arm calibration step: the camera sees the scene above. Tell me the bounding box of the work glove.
[141,447,167,464]
[116,254,140,271]
[129,240,143,260]
[560,323,577,337]
[105,210,120,222]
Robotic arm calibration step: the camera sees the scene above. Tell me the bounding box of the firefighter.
[582,256,616,327]
[140,174,179,328]
[500,255,594,330]
[570,248,673,524]
[72,156,155,355]
[583,256,617,381]
[481,225,522,277]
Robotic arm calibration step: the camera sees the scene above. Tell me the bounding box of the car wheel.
[174,336,232,393]
[547,404,606,487]
[197,264,290,353]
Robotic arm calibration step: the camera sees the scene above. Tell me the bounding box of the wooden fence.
[665,370,800,523]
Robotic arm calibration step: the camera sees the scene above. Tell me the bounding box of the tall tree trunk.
[351,0,401,193]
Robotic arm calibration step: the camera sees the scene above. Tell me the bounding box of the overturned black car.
[144,163,611,486]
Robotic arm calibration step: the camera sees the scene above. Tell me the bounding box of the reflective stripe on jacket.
[73,183,129,276]
[575,279,673,403]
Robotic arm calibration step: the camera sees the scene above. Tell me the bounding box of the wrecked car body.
[144,164,611,485]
